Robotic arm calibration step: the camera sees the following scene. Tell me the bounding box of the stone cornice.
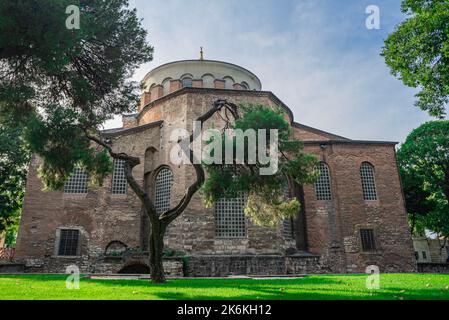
[303,140,398,146]
[102,120,163,137]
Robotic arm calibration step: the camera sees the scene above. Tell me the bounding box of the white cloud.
[105,0,432,144]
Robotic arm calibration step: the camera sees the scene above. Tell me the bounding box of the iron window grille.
[360,162,378,200]
[314,162,332,201]
[155,168,173,215]
[64,168,88,194]
[215,194,246,238]
[58,229,80,256]
[111,159,127,195]
[182,78,193,88]
[360,229,376,252]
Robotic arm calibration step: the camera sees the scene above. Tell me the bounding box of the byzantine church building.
[15,57,416,275]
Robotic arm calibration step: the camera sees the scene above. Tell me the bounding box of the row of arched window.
[156,74,251,96]
[314,162,378,201]
[64,161,378,241]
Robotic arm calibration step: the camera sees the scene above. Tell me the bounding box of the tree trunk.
[149,221,166,283]
[85,100,240,284]
[444,169,449,205]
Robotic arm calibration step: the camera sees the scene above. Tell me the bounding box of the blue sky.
[107,0,432,143]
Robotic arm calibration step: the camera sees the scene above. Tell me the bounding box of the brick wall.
[15,89,415,275]
[300,141,416,273]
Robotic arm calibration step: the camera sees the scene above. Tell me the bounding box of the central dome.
[141,59,262,99]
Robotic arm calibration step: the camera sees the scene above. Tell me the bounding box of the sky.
[105,0,432,144]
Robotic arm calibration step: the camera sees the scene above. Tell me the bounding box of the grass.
[0,274,448,300]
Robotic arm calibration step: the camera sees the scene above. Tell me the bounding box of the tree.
[0,115,29,242]
[397,121,449,242]
[87,101,317,283]
[381,0,449,118]
[0,0,153,265]
[0,1,317,283]
[201,104,318,227]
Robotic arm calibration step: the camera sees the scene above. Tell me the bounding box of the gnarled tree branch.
[84,128,158,220]
[84,99,239,226]
[159,99,240,224]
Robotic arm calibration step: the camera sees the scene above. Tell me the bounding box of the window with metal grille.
[314,162,332,200]
[181,78,192,88]
[111,159,127,195]
[64,168,88,194]
[422,251,427,260]
[155,168,173,215]
[283,183,294,240]
[360,162,378,200]
[360,229,376,252]
[58,229,80,256]
[215,194,246,238]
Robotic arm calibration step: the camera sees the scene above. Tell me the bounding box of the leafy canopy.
[381,0,449,118]
[0,0,153,188]
[0,114,29,234]
[397,120,449,237]
[201,104,318,227]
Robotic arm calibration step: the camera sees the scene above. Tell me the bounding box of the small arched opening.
[105,241,127,257]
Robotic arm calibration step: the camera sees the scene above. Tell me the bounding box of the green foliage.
[0,0,153,190]
[0,0,153,122]
[0,114,29,234]
[381,0,449,118]
[5,222,19,247]
[202,104,317,227]
[23,107,112,190]
[397,120,449,237]
[245,195,300,228]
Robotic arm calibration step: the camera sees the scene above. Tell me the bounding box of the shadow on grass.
[80,276,386,300]
[1,274,448,300]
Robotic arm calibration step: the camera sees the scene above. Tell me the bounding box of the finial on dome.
[200,47,204,60]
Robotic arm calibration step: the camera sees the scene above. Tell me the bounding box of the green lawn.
[0,274,448,300]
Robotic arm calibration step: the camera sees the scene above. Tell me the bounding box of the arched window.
[111,159,127,195]
[162,78,172,95]
[105,241,127,257]
[215,194,246,238]
[314,162,332,200]
[64,168,88,194]
[181,77,193,88]
[155,168,174,215]
[223,76,235,89]
[241,82,250,90]
[360,162,378,200]
[201,74,215,88]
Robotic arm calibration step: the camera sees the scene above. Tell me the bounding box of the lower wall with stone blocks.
[7,253,418,277]
[19,257,184,277]
[12,255,327,277]
[417,263,449,274]
[186,255,325,277]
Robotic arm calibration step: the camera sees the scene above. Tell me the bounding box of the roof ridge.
[293,122,351,141]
